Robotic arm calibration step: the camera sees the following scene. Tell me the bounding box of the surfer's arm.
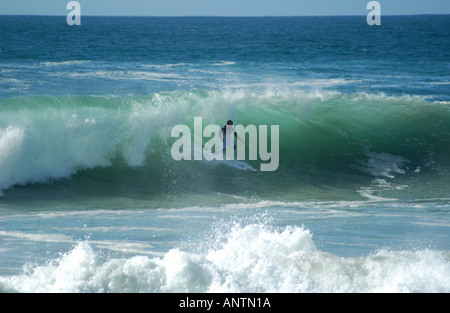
[235,132,245,143]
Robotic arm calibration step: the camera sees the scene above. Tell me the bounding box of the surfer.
[214,120,244,154]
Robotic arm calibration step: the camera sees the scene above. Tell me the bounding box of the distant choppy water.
[0,15,449,292]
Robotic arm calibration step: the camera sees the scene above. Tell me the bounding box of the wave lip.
[0,126,25,195]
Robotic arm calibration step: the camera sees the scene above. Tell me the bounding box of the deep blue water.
[1,15,449,99]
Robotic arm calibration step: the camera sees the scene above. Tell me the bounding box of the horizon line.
[1,13,449,18]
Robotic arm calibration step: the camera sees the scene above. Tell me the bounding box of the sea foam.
[1,222,449,293]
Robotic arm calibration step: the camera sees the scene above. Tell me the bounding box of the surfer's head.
[227,120,234,125]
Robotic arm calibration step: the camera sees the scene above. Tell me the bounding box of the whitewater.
[1,203,449,293]
[0,15,449,293]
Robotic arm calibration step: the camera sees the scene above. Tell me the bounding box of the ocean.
[0,15,449,293]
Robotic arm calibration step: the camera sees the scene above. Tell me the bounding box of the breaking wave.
[1,89,449,200]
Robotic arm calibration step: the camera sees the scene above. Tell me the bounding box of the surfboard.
[200,145,258,172]
[222,159,258,172]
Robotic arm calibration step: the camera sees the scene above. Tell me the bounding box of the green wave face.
[1,90,449,201]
